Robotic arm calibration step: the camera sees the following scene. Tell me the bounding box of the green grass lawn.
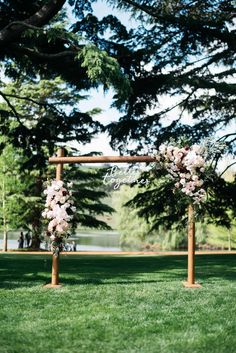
[0,254,235,353]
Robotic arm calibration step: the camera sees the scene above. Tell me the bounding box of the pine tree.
[0,142,27,251]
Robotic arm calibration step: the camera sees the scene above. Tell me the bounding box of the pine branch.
[183,76,236,95]
[182,49,232,77]
[0,0,66,46]
[121,0,236,50]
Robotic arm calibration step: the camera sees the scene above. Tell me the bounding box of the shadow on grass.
[0,253,235,289]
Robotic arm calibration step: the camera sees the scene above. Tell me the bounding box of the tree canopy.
[0,0,235,241]
[1,0,235,154]
[0,0,129,104]
[0,0,130,163]
[102,0,236,154]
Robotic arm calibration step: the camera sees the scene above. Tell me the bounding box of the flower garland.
[154,144,207,204]
[42,180,76,255]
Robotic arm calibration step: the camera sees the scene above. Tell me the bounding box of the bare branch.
[182,49,232,77]
[4,21,45,32]
[2,92,65,116]
[10,44,77,60]
[0,91,24,126]
[147,89,196,122]
[218,133,236,141]
[219,162,236,178]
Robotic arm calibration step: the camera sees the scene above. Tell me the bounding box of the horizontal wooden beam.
[49,155,156,164]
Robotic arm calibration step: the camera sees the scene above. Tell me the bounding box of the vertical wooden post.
[187,203,195,285]
[56,148,64,182]
[51,253,60,286]
[45,148,64,288]
[183,204,201,288]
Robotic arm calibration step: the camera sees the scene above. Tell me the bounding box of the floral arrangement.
[42,180,76,255]
[154,144,207,204]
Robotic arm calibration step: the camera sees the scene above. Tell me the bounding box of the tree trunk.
[3,220,8,252]
[2,175,8,252]
[228,229,232,251]
[31,233,41,249]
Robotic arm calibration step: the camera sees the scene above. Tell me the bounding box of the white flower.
[52,180,63,191]
[199,188,206,194]
[192,144,202,153]
[56,224,65,234]
[159,144,167,154]
[48,218,57,232]
[64,202,71,209]
[46,210,54,219]
[154,142,207,203]
[43,179,75,241]
[167,145,174,153]
[196,179,204,187]
[60,196,67,204]
[180,178,186,185]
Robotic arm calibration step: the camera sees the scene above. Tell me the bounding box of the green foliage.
[112,165,236,249]
[125,166,236,234]
[103,0,236,155]
[0,1,130,110]
[114,185,154,249]
[0,141,46,248]
[0,76,102,169]
[65,165,114,231]
[78,44,130,106]
[207,223,236,249]
[0,1,132,243]
[0,144,114,248]
[113,184,187,250]
[1,0,235,240]
[0,143,27,230]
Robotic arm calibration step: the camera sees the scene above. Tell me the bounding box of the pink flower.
[155,143,206,203]
[43,179,75,239]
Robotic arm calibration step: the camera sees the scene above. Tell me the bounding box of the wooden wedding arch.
[45,148,201,289]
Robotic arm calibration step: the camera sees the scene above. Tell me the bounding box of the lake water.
[0,230,122,251]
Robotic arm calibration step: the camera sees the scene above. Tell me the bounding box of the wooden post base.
[43,283,62,289]
[183,281,202,288]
